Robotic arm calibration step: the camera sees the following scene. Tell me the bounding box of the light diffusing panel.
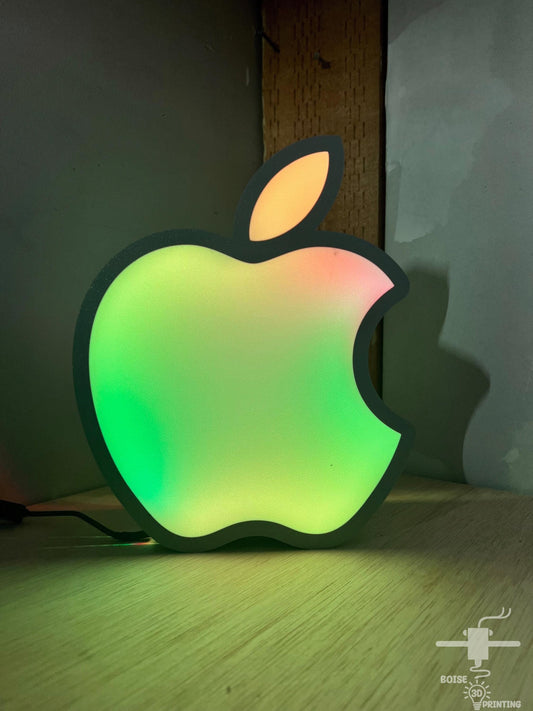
[74,136,413,552]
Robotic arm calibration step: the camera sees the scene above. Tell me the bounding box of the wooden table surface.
[1,474,531,710]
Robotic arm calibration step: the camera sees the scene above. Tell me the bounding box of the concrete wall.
[384,0,533,493]
[1,0,262,503]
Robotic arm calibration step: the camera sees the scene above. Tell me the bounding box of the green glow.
[89,245,400,537]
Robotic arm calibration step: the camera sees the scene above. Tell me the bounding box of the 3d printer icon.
[436,608,520,680]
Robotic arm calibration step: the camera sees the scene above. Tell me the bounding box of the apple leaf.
[233,136,343,244]
[249,151,330,241]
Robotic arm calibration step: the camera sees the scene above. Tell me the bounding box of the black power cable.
[0,499,150,543]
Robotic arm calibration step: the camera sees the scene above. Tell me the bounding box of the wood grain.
[1,475,531,710]
[262,0,386,393]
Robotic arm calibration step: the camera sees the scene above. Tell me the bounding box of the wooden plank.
[1,476,531,710]
[262,0,385,392]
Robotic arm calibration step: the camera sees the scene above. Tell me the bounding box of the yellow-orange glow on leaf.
[249,151,329,241]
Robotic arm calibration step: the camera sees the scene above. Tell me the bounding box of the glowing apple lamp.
[73,136,414,552]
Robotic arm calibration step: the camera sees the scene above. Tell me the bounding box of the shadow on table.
[1,488,529,567]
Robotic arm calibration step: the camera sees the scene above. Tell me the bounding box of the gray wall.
[384,0,533,493]
[1,0,262,503]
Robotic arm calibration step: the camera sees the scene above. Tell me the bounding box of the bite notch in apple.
[73,135,414,552]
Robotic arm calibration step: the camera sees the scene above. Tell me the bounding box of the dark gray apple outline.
[73,135,414,553]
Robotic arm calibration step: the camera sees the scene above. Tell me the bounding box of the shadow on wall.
[385,268,490,484]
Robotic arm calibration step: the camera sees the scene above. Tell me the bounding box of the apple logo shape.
[73,136,414,552]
